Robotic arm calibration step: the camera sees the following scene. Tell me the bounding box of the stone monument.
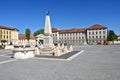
[43,11,53,47]
[40,11,54,55]
[36,11,74,56]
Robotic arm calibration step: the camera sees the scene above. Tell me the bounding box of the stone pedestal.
[44,36,53,47]
[40,47,54,55]
[40,36,54,55]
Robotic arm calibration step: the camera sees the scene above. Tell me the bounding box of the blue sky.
[0,0,120,35]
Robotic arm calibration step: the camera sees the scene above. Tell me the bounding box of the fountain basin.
[12,48,35,59]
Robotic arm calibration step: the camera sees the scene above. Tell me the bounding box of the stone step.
[40,48,54,55]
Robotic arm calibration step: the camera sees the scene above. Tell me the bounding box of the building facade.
[0,25,19,44]
[52,24,107,45]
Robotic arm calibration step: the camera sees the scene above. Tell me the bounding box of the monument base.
[40,47,54,55]
[39,36,54,55]
[44,36,53,47]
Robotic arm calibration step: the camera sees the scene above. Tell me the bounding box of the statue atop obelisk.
[44,11,52,36]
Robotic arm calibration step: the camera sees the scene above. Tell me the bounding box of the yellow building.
[0,25,19,44]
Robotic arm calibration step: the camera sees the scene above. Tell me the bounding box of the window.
[79,37,81,39]
[103,31,105,34]
[99,31,101,34]
[89,40,91,43]
[96,36,98,39]
[4,36,5,39]
[7,31,8,34]
[89,36,91,39]
[92,32,94,34]
[96,32,98,34]
[89,32,91,35]
[82,37,84,39]
[103,36,105,38]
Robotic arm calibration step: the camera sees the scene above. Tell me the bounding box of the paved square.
[0,45,120,80]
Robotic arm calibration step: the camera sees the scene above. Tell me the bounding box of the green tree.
[1,40,6,43]
[107,30,118,41]
[25,28,31,42]
[33,29,44,36]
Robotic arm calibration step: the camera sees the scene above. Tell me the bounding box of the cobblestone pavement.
[0,45,120,80]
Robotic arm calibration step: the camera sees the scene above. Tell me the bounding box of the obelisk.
[44,11,52,36]
[43,11,53,47]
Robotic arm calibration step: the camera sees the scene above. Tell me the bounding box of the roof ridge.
[0,25,18,30]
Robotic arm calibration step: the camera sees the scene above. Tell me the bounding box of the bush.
[64,43,67,46]
[1,40,6,43]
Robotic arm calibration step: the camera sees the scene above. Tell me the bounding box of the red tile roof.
[87,24,107,29]
[59,28,86,33]
[52,28,59,32]
[19,34,35,40]
[52,28,86,33]
[30,34,35,39]
[52,24,107,33]
[0,25,19,31]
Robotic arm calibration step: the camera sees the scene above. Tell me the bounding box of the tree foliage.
[107,30,118,41]
[33,29,44,36]
[25,28,31,42]
[0,40,6,43]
